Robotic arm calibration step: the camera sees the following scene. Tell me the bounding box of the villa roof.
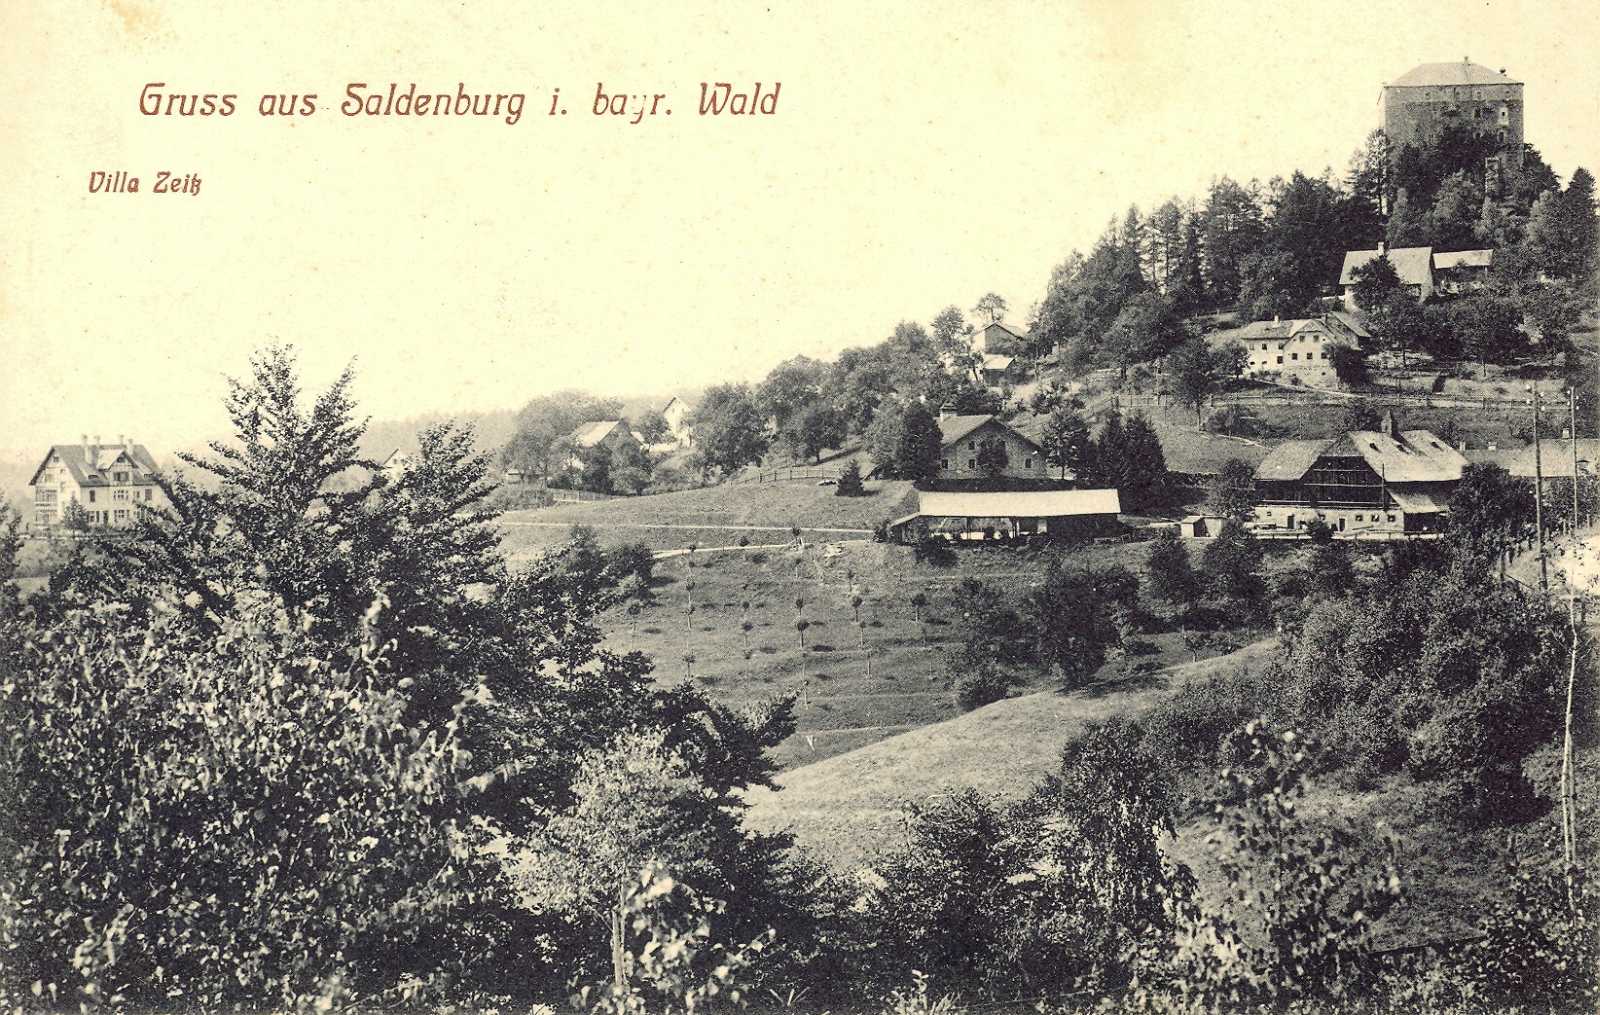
[30,443,161,488]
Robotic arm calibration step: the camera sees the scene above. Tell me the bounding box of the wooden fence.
[736,464,848,484]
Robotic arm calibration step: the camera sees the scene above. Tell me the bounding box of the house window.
[113,509,127,522]
[941,459,949,470]
[1387,514,1396,523]
[1355,514,1364,522]
[88,490,96,502]
[114,471,129,483]
[1024,458,1033,469]
[968,441,976,451]
[1276,356,1283,364]
[113,489,130,502]
[967,459,975,470]
[144,489,153,502]
[1291,353,1299,361]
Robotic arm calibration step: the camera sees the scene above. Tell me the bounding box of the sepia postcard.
[1,1,1598,1011]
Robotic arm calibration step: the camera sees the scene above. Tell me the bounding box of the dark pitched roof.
[936,414,1041,452]
[30,443,162,488]
[1340,247,1433,287]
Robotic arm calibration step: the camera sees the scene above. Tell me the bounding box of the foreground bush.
[0,603,512,1011]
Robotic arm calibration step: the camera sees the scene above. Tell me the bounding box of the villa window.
[88,490,96,502]
[114,471,128,483]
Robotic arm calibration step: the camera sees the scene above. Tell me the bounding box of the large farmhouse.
[1340,245,1435,308]
[1252,413,1467,535]
[28,437,166,529]
[936,411,1046,482]
[887,488,1122,543]
[1226,313,1369,386]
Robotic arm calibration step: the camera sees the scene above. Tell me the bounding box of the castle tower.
[1380,59,1524,183]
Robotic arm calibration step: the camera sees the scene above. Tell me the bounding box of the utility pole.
[1532,383,1548,593]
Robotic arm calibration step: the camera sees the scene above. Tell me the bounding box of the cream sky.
[2,0,1598,459]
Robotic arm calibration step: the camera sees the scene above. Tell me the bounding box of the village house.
[1227,312,1369,386]
[886,487,1122,543]
[660,396,693,447]
[1432,249,1495,295]
[975,320,1030,355]
[1251,412,1467,536]
[28,436,166,529]
[936,409,1046,483]
[1340,244,1435,309]
[563,419,642,473]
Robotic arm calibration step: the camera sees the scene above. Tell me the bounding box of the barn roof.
[567,420,627,448]
[915,488,1122,519]
[1465,439,1600,479]
[1253,440,1333,481]
[1349,429,1468,482]
[1433,249,1494,270]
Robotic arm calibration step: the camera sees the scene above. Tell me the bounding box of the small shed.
[887,488,1122,544]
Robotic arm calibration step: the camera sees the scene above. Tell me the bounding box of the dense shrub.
[605,540,656,587]
[855,721,1192,1001]
[0,605,512,1010]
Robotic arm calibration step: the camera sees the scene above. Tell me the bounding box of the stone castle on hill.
[1381,59,1524,176]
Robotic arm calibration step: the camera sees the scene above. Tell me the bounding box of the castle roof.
[1388,61,1520,87]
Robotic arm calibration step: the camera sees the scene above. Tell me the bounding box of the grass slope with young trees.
[743,637,1280,867]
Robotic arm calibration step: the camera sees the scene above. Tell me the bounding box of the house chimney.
[938,402,954,422]
[1273,314,1280,323]
[1380,410,1398,437]
[1377,241,1386,255]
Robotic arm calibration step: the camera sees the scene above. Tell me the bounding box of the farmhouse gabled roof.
[1324,311,1372,340]
[936,414,1041,452]
[916,488,1122,519]
[1349,429,1468,482]
[567,420,627,448]
[1255,430,1466,484]
[1389,61,1519,87]
[30,443,162,488]
[1339,247,1434,287]
[982,320,1030,341]
[1253,439,1334,482]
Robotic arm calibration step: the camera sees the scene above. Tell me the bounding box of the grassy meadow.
[594,534,1281,770]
